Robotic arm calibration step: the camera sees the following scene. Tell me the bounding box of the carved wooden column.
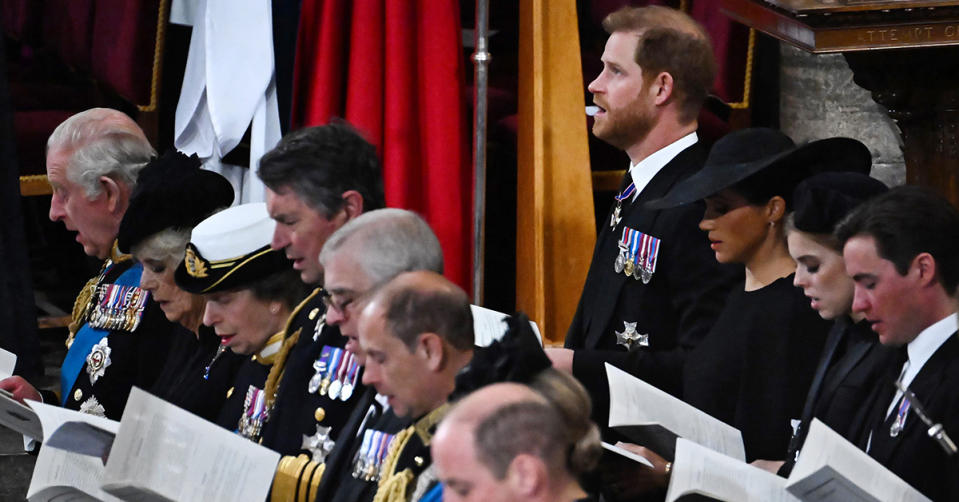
[721,0,959,205]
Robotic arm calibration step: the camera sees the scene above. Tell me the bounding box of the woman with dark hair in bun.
[174,202,310,442]
[755,171,897,476]
[116,150,244,421]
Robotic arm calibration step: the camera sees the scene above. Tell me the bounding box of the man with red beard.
[547,6,739,421]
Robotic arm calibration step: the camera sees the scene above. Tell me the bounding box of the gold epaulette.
[271,454,324,502]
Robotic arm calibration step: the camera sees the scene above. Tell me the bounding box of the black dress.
[779,317,897,476]
[682,275,831,461]
[149,324,245,421]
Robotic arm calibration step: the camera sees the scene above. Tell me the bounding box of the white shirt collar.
[628,131,698,200]
[902,312,958,387]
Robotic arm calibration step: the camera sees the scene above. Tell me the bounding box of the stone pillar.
[778,43,905,188]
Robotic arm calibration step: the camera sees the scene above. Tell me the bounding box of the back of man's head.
[47,108,155,197]
[320,208,443,287]
[257,122,385,216]
[836,186,959,295]
[376,271,473,352]
[602,6,715,123]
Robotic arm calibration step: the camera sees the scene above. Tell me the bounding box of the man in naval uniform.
[274,208,445,502]
[354,270,474,502]
[838,187,959,501]
[1,108,174,421]
[545,6,739,418]
[256,123,387,499]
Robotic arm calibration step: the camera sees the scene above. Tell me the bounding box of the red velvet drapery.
[291,0,472,292]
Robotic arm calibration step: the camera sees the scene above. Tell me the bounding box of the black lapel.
[870,334,958,462]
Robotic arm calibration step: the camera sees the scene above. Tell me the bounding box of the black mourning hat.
[174,202,293,294]
[451,312,552,401]
[647,128,872,209]
[792,172,888,234]
[117,150,234,254]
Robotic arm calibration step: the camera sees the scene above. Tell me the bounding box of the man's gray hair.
[47,108,155,198]
[319,208,443,287]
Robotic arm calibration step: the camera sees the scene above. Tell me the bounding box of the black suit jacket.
[780,318,897,476]
[566,142,740,419]
[855,333,959,502]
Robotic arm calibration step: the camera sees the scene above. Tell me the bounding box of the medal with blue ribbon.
[890,395,911,437]
[308,346,333,394]
[615,227,661,283]
[610,182,636,229]
[327,348,347,400]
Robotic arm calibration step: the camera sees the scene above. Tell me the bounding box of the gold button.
[308,308,320,320]
[73,389,83,401]
[314,407,326,422]
[226,386,234,399]
[414,456,424,467]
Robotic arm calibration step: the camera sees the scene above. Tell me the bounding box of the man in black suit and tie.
[546,6,739,412]
[837,186,959,501]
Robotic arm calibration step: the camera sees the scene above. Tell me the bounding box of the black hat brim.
[646,137,871,210]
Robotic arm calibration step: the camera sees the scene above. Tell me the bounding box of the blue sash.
[419,484,442,502]
[60,262,144,405]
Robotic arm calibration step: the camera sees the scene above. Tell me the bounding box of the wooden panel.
[516,0,596,345]
[19,174,52,196]
[592,170,627,193]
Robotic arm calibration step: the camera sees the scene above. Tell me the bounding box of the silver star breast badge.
[302,424,336,463]
[615,322,649,350]
[79,396,107,417]
[86,338,112,385]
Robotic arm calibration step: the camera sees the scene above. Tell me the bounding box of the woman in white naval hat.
[175,202,310,442]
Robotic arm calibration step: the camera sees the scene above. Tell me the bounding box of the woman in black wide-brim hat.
[117,150,244,421]
[609,128,872,493]
[174,201,310,442]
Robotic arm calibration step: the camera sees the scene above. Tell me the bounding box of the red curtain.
[291,0,472,292]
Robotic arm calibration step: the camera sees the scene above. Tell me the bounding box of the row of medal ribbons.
[309,346,361,401]
[351,429,397,482]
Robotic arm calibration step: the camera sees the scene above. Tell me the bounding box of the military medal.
[86,338,112,385]
[615,321,649,350]
[238,386,269,441]
[89,283,149,332]
[890,396,911,437]
[308,347,333,394]
[352,430,374,479]
[320,348,340,396]
[341,356,360,402]
[614,241,627,274]
[619,227,661,282]
[301,424,336,463]
[79,396,106,417]
[327,348,346,400]
[610,182,636,229]
[312,312,327,342]
[372,431,395,481]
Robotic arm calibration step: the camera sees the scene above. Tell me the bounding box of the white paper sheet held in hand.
[0,347,16,379]
[24,401,121,502]
[665,438,798,502]
[470,305,543,347]
[785,419,931,502]
[101,387,280,502]
[601,441,655,468]
[606,363,745,461]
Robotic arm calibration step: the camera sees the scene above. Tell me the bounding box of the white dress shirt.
[627,131,698,200]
